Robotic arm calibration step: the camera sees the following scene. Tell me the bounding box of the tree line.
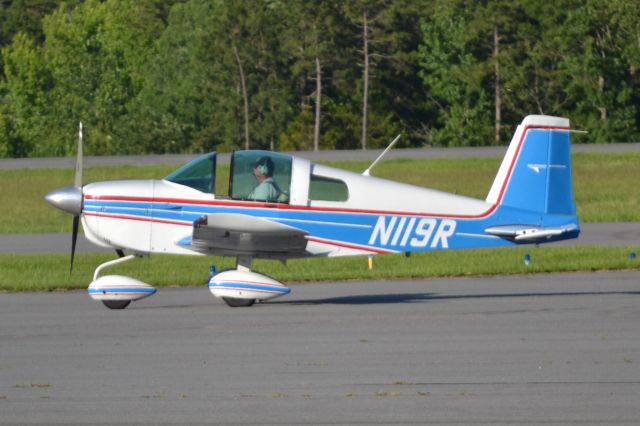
[1,0,639,158]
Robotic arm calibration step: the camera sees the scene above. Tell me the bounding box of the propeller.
[70,122,83,273]
[44,123,84,273]
[45,124,124,271]
[70,215,80,272]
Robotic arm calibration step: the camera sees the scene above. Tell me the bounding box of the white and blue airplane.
[45,115,580,309]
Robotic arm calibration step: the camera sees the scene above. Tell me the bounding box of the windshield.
[165,153,216,193]
[230,151,292,203]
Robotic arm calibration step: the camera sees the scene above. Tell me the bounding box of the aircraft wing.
[178,213,309,258]
[484,224,579,242]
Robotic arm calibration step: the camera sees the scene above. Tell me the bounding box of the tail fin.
[486,115,576,215]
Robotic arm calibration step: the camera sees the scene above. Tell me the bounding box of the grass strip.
[1,246,638,292]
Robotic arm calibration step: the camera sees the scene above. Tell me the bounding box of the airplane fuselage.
[80,177,577,259]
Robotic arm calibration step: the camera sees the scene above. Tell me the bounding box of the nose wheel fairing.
[87,255,157,310]
[88,275,157,308]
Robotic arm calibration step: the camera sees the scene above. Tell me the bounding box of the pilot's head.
[253,156,274,178]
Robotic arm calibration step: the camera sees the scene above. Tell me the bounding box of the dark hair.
[254,156,274,177]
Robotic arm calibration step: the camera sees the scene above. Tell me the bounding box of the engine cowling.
[88,275,157,302]
[208,270,291,302]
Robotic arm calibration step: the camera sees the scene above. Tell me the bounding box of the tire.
[222,297,255,308]
[102,300,131,310]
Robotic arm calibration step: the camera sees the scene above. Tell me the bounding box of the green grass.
[1,165,173,233]
[1,246,637,292]
[571,153,640,222]
[1,152,638,234]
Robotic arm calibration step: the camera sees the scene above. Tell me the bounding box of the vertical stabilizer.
[486,115,576,215]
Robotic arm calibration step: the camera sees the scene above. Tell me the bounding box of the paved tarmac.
[1,271,639,425]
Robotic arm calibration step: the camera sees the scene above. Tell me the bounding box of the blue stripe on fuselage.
[85,199,579,252]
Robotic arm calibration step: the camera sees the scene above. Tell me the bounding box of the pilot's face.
[253,164,264,179]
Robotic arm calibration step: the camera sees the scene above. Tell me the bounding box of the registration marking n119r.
[368,216,457,248]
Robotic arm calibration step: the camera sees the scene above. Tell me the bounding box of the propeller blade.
[70,215,79,273]
[74,122,83,188]
[70,122,83,273]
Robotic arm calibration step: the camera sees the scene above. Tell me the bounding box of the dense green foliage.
[1,0,639,157]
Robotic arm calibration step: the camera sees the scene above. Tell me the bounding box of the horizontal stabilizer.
[485,224,579,242]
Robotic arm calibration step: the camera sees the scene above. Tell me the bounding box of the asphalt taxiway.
[1,271,639,425]
[2,142,639,170]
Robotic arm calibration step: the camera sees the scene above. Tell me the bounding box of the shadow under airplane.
[276,290,640,306]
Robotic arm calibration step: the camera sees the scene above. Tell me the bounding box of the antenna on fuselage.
[362,134,401,176]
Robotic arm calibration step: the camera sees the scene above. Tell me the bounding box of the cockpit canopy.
[164,151,293,203]
[230,151,292,203]
[162,147,489,217]
[164,153,216,193]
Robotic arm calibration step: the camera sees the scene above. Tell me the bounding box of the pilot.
[248,156,281,201]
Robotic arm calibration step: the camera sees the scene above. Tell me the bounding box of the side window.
[164,153,216,193]
[230,151,292,203]
[309,175,349,202]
